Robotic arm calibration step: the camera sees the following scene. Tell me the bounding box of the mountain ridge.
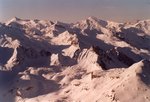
[0,17,150,102]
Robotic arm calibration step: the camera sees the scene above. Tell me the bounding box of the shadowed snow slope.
[0,17,150,102]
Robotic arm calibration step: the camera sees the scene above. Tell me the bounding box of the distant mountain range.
[0,17,150,102]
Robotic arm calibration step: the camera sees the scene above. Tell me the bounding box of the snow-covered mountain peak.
[0,17,150,102]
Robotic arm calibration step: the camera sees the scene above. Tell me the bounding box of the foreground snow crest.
[0,17,150,102]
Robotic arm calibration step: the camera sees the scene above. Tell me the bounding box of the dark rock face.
[92,46,111,70]
[117,47,142,66]
[83,28,102,35]
[115,32,125,40]
[117,51,135,66]
[40,50,51,57]
[8,22,24,29]
[17,45,51,59]
[12,45,52,67]
[138,60,150,85]
[0,47,14,65]
[91,46,143,70]
[17,46,38,59]
[55,24,66,29]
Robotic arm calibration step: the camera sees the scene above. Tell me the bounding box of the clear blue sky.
[0,0,150,23]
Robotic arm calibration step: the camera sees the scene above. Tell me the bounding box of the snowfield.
[0,17,150,102]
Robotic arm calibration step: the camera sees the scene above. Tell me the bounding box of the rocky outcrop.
[5,45,51,69]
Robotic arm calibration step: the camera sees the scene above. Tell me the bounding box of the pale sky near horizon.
[0,0,150,23]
